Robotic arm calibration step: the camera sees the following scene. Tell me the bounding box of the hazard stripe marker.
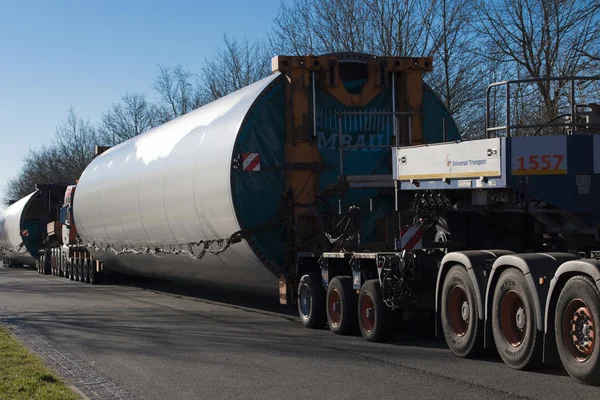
[242,153,261,172]
[395,226,423,250]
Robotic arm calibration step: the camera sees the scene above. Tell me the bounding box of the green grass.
[0,326,80,400]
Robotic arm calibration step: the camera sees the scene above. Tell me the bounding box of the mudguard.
[484,253,577,348]
[435,250,513,337]
[543,259,600,363]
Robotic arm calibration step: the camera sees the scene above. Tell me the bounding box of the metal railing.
[485,76,600,138]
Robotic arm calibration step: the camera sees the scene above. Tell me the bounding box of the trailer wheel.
[45,254,52,275]
[297,274,326,329]
[77,259,83,282]
[67,258,73,280]
[89,261,98,285]
[69,259,75,281]
[83,259,90,284]
[358,279,392,342]
[59,255,66,277]
[441,265,483,357]
[326,276,358,335]
[492,268,542,370]
[80,259,85,283]
[555,275,600,385]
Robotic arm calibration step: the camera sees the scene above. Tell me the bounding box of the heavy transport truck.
[1,52,600,385]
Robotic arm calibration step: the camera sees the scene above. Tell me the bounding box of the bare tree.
[365,0,442,56]
[425,0,490,139]
[3,107,98,204]
[52,107,99,181]
[474,0,600,127]
[154,65,205,123]
[270,0,441,56]
[269,0,488,138]
[4,146,64,202]
[269,0,318,55]
[99,93,158,145]
[201,34,271,101]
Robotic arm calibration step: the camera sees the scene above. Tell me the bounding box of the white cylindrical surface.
[73,73,282,295]
[0,191,39,265]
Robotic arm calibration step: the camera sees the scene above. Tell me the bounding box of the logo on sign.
[447,159,487,167]
[318,132,387,152]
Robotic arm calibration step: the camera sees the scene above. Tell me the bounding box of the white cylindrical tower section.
[73,73,282,294]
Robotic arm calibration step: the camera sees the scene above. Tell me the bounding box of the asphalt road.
[0,265,598,400]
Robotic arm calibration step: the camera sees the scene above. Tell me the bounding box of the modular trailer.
[1,53,600,385]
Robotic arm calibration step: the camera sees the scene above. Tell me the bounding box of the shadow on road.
[0,264,570,377]
[111,272,296,317]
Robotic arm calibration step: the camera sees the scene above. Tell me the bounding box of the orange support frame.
[272,53,432,304]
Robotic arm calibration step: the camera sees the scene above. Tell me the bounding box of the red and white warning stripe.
[399,226,423,250]
[21,229,29,237]
[242,153,261,172]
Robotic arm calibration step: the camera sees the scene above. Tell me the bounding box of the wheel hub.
[570,307,595,357]
[448,286,469,337]
[332,301,340,312]
[328,289,342,326]
[500,290,526,347]
[461,301,469,322]
[299,284,312,318]
[360,294,375,333]
[516,307,525,330]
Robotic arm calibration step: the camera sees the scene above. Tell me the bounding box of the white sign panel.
[594,135,600,174]
[510,136,567,176]
[396,138,501,181]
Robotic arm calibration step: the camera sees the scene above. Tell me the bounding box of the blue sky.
[0,0,282,206]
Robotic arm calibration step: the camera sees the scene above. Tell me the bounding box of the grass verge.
[0,325,80,400]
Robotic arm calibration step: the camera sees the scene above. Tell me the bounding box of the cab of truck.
[59,185,78,246]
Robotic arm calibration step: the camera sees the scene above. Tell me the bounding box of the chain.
[89,223,276,260]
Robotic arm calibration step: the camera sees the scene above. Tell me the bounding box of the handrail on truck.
[485,76,600,138]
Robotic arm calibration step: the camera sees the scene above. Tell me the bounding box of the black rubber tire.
[76,259,82,282]
[491,268,542,370]
[441,265,484,358]
[326,276,358,335]
[44,253,51,275]
[74,259,79,281]
[89,261,97,285]
[83,259,90,284]
[297,274,327,329]
[358,279,393,342]
[79,260,85,283]
[555,275,600,385]
[59,256,65,277]
[68,259,74,280]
